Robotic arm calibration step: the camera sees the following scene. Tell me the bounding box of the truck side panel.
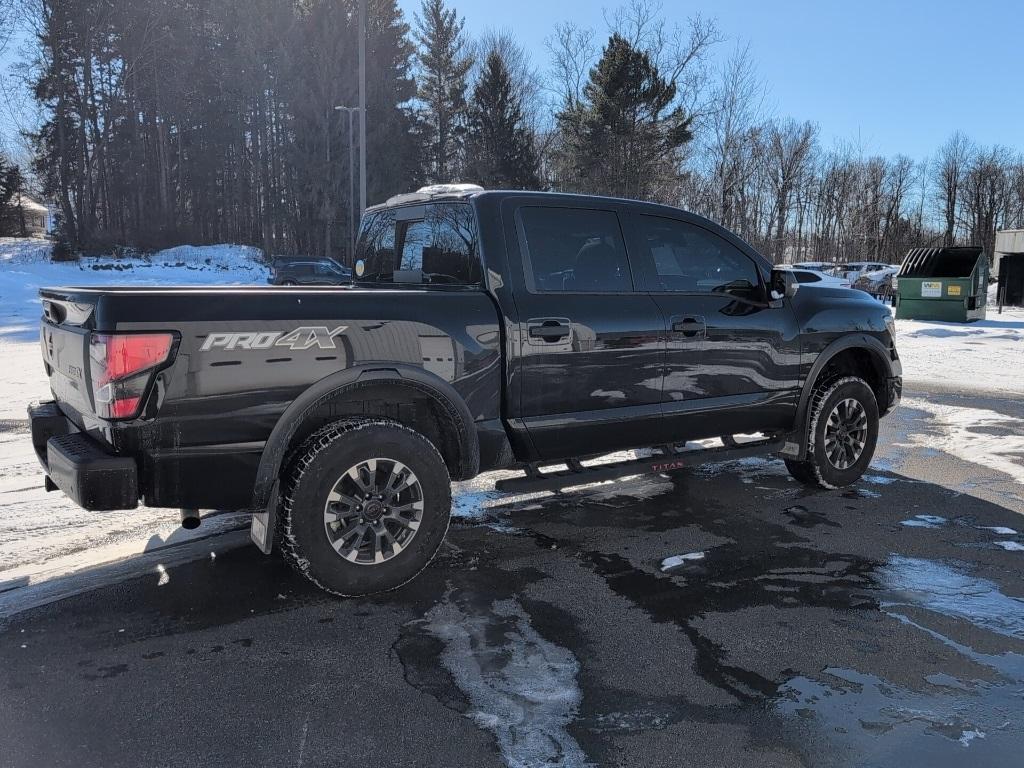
[40,286,502,509]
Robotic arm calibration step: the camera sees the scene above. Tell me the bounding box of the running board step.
[494,438,785,494]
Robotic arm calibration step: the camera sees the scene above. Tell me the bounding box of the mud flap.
[249,480,278,554]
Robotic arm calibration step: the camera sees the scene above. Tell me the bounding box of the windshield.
[354,202,481,287]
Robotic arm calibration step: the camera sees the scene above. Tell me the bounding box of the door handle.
[671,316,706,338]
[528,320,572,342]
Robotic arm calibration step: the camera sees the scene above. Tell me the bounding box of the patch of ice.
[660,552,705,571]
[424,595,592,768]
[902,399,1024,485]
[451,490,506,520]
[900,515,947,529]
[696,456,788,481]
[862,474,897,485]
[584,477,672,502]
[994,541,1024,552]
[959,729,986,747]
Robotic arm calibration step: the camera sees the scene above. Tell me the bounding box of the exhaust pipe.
[180,508,201,530]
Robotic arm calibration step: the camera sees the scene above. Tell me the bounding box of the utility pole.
[334,106,359,259]
[358,0,367,216]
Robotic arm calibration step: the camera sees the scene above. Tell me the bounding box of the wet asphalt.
[2,390,1024,768]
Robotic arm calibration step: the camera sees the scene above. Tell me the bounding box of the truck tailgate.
[40,306,95,427]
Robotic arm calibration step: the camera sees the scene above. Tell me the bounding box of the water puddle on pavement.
[432,467,1024,764]
[774,555,1024,763]
[877,555,1024,640]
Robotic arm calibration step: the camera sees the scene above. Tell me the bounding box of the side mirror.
[770,268,800,301]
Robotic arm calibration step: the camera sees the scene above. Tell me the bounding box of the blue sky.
[398,0,1024,159]
[2,0,1021,161]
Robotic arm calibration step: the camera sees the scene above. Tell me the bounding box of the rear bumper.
[28,401,138,511]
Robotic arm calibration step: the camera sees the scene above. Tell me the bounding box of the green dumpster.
[895,246,989,322]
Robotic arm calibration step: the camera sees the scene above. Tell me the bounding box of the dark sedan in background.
[268,257,352,286]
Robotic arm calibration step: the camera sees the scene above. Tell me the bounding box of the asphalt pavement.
[2,389,1024,768]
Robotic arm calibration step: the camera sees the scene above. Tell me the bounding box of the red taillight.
[107,396,143,419]
[90,333,175,419]
[92,333,174,386]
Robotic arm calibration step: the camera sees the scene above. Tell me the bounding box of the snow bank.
[0,238,268,343]
[0,238,270,417]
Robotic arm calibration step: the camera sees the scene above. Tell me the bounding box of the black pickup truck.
[29,187,901,595]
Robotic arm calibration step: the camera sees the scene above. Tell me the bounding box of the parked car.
[840,261,894,283]
[791,261,838,273]
[853,266,901,299]
[785,267,853,289]
[269,257,352,286]
[29,187,901,596]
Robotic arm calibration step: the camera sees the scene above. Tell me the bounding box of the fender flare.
[250,364,479,514]
[789,334,894,457]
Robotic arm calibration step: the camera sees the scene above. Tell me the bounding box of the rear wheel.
[784,376,879,489]
[279,419,451,595]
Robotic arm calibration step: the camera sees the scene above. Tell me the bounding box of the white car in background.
[840,261,894,282]
[792,261,838,273]
[785,267,854,289]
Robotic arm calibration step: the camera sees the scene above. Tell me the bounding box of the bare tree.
[764,118,817,261]
[961,145,1011,258]
[933,131,972,246]
[710,45,764,233]
[545,21,596,109]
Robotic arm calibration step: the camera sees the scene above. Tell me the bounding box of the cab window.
[355,203,480,286]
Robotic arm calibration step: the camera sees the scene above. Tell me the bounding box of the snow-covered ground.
[894,292,1024,396]
[0,237,1022,615]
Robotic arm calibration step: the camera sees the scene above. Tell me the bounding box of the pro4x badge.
[201,326,348,351]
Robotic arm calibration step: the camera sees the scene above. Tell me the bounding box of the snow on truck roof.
[381,184,485,208]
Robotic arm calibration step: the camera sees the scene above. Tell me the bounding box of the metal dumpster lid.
[899,246,985,279]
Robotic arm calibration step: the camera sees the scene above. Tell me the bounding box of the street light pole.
[334,105,359,260]
[358,0,367,217]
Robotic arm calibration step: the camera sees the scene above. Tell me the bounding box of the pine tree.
[0,152,25,236]
[413,0,472,182]
[555,33,693,201]
[365,0,421,204]
[465,51,541,189]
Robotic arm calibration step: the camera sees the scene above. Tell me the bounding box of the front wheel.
[279,419,452,595]
[784,376,879,489]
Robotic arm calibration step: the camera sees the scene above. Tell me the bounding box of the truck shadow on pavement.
[3,459,1024,767]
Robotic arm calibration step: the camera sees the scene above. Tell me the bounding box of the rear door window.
[355,203,480,286]
[517,207,633,293]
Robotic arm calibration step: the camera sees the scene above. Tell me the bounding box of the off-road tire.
[784,376,879,489]
[279,418,451,595]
